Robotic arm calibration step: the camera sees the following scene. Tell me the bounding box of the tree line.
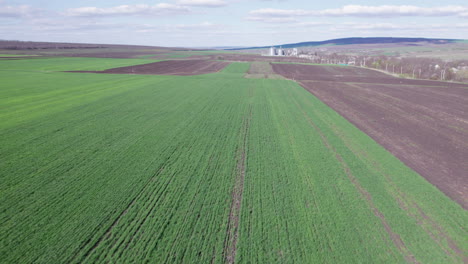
[301,52,468,83]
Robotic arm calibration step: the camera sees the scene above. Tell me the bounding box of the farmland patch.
[0,57,155,72]
[273,63,468,208]
[87,60,231,75]
[244,62,284,79]
[272,63,468,88]
[221,62,250,74]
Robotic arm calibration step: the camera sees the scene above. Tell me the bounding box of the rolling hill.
[230,37,462,50]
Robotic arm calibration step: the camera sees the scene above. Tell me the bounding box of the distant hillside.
[0,40,176,50]
[230,37,462,50]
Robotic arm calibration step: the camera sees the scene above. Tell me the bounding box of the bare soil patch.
[273,63,468,208]
[272,64,468,88]
[71,60,230,76]
[244,62,284,79]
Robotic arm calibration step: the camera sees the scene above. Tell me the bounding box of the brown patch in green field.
[244,62,285,79]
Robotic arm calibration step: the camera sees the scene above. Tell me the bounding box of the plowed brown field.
[273,63,468,208]
[85,60,230,75]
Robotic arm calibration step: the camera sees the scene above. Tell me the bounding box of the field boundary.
[290,93,419,263]
[328,123,466,262]
[67,60,230,76]
[272,63,468,209]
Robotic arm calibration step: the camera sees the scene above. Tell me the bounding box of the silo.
[270,47,276,56]
[278,48,285,56]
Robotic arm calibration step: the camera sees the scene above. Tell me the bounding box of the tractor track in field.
[222,105,252,264]
[68,146,182,263]
[71,164,168,263]
[290,94,419,263]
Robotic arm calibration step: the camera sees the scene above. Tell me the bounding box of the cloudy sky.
[1,0,468,47]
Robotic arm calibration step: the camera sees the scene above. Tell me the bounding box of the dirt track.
[273,64,468,209]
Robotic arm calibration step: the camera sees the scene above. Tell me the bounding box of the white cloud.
[328,22,468,32]
[136,22,225,33]
[295,21,331,27]
[64,4,190,17]
[174,21,223,29]
[319,5,468,17]
[176,0,227,7]
[247,16,297,23]
[248,5,468,19]
[0,4,38,18]
[337,23,414,30]
[249,8,310,18]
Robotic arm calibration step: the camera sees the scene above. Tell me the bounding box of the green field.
[0,54,39,57]
[0,57,154,72]
[0,58,466,263]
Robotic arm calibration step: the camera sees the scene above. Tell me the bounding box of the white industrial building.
[291,48,298,56]
[267,46,299,57]
[269,47,276,56]
[269,46,285,56]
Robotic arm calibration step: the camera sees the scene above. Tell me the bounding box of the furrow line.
[69,152,176,263]
[223,105,252,264]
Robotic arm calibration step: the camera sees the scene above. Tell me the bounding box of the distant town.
[259,44,468,82]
